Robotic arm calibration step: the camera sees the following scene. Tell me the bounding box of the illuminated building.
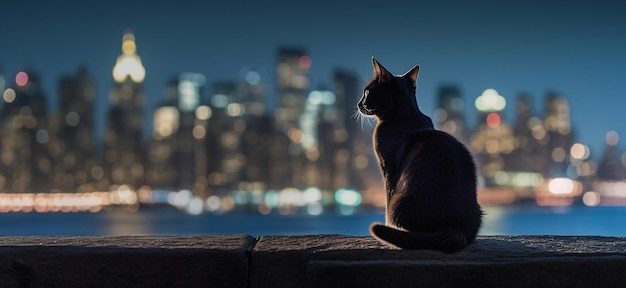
[206,81,247,191]
[465,89,586,204]
[147,74,209,194]
[275,48,310,132]
[104,31,147,189]
[55,67,99,192]
[112,32,145,83]
[470,88,515,187]
[300,87,334,187]
[435,85,468,142]
[0,69,49,192]
[270,48,311,189]
[146,79,180,190]
[237,70,273,189]
[177,73,208,194]
[331,69,373,190]
[590,131,626,206]
[239,67,266,116]
[240,112,273,188]
[597,131,625,180]
[273,48,311,188]
[507,94,549,175]
[543,92,574,177]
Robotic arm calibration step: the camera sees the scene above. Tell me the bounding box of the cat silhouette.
[358,57,482,252]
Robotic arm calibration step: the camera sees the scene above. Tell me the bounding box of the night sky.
[1,0,626,159]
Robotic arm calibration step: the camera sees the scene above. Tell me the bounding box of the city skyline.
[1,30,626,211]
[2,0,626,158]
[1,44,624,164]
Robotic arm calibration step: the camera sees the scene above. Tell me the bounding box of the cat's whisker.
[352,110,365,130]
[368,117,376,128]
[351,105,378,130]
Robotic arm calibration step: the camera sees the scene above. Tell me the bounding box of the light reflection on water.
[480,205,626,236]
[0,205,625,236]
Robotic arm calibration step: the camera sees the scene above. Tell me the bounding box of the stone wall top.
[1,235,625,288]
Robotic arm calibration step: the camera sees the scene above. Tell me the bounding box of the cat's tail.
[369,222,468,252]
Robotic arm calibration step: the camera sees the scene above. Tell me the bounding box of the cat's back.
[402,129,476,177]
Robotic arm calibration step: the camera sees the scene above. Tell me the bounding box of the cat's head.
[357,57,422,121]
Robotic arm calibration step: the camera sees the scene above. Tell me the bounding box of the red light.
[486,112,501,128]
[15,71,29,87]
[299,55,311,69]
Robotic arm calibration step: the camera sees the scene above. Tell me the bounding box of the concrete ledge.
[0,235,254,288]
[1,235,626,287]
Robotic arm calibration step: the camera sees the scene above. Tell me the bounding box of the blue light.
[245,71,261,85]
[334,188,362,206]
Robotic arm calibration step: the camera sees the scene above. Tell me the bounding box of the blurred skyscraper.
[147,74,209,194]
[591,131,626,205]
[104,31,147,189]
[275,48,310,132]
[206,81,247,191]
[237,69,273,189]
[543,92,574,177]
[435,85,468,142]
[328,69,371,191]
[0,69,49,192]
[470,88,515,186]
[597,131,626,180]
[503,95,545,173]
[55,67,100,192]
[239,67,266,116]
[269,48,312,189]
[177,73,208,194]
[147,78,181,190]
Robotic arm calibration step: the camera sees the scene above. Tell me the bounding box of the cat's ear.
[372,57,393,80]
[403,65,420,86]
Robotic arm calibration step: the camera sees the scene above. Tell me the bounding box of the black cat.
[358,58,482,252]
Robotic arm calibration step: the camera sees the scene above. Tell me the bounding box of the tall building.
[104,31,147,189]
[238,69,273,188]
[0,70,49,192]
[176,73,208,194]
[543,92,574,177]
[206,81,247,191]
[332,69,375,191]
[596,131,625,180]
[270,48,311,188]
[300,88,334,188]
[239,67,266,116]
[332,69,360,132]
[146,79,180,190]
[147,74,209,194]
[275,48,310,133]
[593,131,626,205]
[470,88,515,187]
[507,94,549,175]
[435,85,468,142]
[55,67,99,192]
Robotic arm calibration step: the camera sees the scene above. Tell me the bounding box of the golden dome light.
[112,32,145,83]
[475,88,506,112]
[122,40,136,55]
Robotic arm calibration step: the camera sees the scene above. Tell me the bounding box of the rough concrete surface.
[251,235,626,288]
[1,234,625,287]
[0,235,254,288]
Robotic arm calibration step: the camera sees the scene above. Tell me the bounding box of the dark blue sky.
[1,0,626,158]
